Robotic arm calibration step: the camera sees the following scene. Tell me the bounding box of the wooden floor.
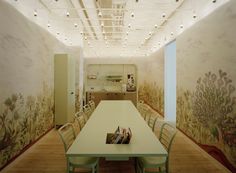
[1,129,231,173]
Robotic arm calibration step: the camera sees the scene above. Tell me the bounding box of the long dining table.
[66,100,167,161]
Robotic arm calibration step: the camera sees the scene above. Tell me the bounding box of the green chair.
[83,104,93,119]
[58,123,99,173]
[88,100,96,112]
[75,111,87,130]
[137,123,177,173]
[148,115,158,132]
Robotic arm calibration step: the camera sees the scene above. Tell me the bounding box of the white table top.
[66,100,167,157]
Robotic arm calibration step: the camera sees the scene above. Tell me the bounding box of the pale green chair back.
[148,115,158,132]
[58,123,76,152]
[159,123,177,173]
[75,111,86,130]
[88,100,96,111]
[83,104,93,118]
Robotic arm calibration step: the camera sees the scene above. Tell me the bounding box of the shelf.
[105,75,123,82]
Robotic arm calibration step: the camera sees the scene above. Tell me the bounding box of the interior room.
[0,0,235,173]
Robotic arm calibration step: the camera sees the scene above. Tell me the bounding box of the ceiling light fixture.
[155,24,158,28]
[80,31,83,35]
[57,32,60,35]
[128,24,131,28]
[74,23,78,27]
[131,12,135,18]
[162,13,166,18]
[47,23,51,28]
[101,22,104,27]
[180,24,184,29]
[212,0,217,3]
[171,32,174,36]
[98,11,102,17]
[66,12,70,17]
[34,10,37,17]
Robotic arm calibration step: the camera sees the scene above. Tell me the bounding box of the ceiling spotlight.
[155,24,158,28]
[84,36,87,40]
[131,12,135,18]
[162,13,166,18]
[180,24,184,29]
[212,0,216,3]
[149,32,152,36]
[128,24,131,28]
[74,23,78,27]
[80,31,83,35]
[126,31,129,35]
[171,32,174,36]
[98,11,102,17]
[193,14,197,18]
[66,12,70,17]
[47,23,51,28]
[33,10,37,17]
[101,22,104,27]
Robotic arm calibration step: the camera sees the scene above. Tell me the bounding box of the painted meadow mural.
[0,83,54,168]
[176,1,236,171]
[177,70,236,170]
[138,81,164,116]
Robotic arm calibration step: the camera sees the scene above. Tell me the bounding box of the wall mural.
[0,82,54,169]
[177,69,236,171]
[75,88,81,113]
[138,81,164,116]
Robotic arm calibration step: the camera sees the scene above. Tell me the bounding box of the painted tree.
[193,69,236,147]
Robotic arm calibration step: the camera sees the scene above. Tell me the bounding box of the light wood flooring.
[1,128,231,173]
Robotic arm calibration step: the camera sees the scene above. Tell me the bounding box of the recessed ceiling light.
[171,32,174,36]
[47,23,51,28]
[126,32,129,35]
[80,31,83,35]
[98,11,102,17]
[34,10,37,17]
[180,24,184,29]
[149,32,152,36]
[66,12,70,17]
[74,23,78,27]
[101,22,104,27]
[155,24,158,28]
[193,14,197,18]
[128,24,131,28]
[131,12,135,18]
[162,13,166,18]
[84,36,87,40]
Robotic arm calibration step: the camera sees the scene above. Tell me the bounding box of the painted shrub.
[177,69,236,170]
[138,81,164,115]
[0,83,54,168]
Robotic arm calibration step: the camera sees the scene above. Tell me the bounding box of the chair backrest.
[75,111,86,130]
[159,123,177,153]
[88,100,96,111]
[58,123,76,152]
[83,104,92,118]
[148,115,158,132]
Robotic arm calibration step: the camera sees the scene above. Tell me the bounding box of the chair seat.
[69,156,98,167]
[138,156,166,166]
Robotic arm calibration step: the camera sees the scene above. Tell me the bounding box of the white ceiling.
[6,0,229,58]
